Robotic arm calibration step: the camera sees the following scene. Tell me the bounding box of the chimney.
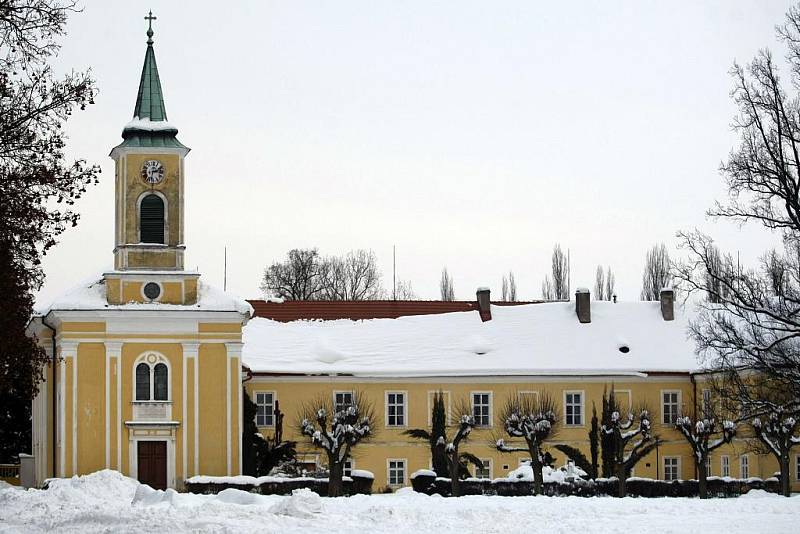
[575,288,591,323]
[476,287,491,322]
[660,288,674,321]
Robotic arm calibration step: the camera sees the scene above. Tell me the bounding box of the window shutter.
[140,194,165,243]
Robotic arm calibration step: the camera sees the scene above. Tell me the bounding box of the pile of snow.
[243,301,698,376]
[504,463,586,483]
[411,469,437,479]
[268,488,323,518]
[349,470,374,479]
[1,469,798,533]
[123,117,178,132]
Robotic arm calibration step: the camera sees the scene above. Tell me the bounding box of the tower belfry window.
[140,194,165,243]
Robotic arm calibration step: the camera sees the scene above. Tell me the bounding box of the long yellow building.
[28,21,799,494]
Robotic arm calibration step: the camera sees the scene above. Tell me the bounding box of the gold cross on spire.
[145,10,157,44]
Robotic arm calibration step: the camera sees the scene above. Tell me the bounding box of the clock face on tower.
[141,159,165,184]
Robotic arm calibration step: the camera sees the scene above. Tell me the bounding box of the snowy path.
[1,471,798,533]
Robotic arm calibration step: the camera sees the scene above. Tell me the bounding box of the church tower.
[106,13,198,305]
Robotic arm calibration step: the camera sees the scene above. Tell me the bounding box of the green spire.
[115,12,188,153]
[133,11,167,121]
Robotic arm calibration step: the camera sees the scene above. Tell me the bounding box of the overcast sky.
[37,0,791,305]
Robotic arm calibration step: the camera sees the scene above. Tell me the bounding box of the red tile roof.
[247,300,540,322]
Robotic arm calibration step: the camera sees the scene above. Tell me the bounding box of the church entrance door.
[137,441,167,490]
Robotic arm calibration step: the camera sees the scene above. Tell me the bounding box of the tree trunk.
[449,449,461,497]
[780,453,791,497]
[432,442,448,477]
[530,444,544,495]
[698,459,708,499]
[617,464,627,498]
[328,457,344,497]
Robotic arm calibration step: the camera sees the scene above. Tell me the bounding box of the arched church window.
[153,363,168,401]
[133,353,170,402]
[140,194,165,243]
[135,363,150,401]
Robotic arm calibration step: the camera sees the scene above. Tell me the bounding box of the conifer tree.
[404,391,448,476]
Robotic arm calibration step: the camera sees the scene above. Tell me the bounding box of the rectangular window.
[334,391,354,413]
[705,456,712,476]
[428,390,451,425]
[475,458,492,479]
[721,455,730,478]
[740,455,749,479]
[664,457,680,481]
[388,459,406,486]
[386,391,406,427]
[615,390,632,413]
[796,456,800,481]
[518,390,539,404]
[344,459,353,478]
[471,392,492,427]
[564,391,584,426]
[702,389,712,418]
[662,391,680,425]
[255,392,275,427]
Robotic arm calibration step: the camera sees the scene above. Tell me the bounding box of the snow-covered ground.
[1,471,798,533]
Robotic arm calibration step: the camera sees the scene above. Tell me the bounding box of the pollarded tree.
[674,414,736,498]
[601,393,660,497]
[445,401,483,497]
[404,390,449,477]
[751,402,800,497]
[495,392,559,495]
[298,392,374,496]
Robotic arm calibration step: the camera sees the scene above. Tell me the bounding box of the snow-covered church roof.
[37,274,252,316]
[241,301,700,377]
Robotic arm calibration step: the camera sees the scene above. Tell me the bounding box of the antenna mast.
[224,246,227,292]
[393,245,396,301]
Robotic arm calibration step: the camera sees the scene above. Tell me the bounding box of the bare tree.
[551,244,570,300]
[320,249,384,300]
[605,267,616,301]
[704,244,728,303]
[601,392,659,497]
[640,243,671,300]
[502,271,517,302]
[261,248,384,301]
[445,401,481,497]
[674,411,736,498]
[541,276,554,300]
[298,392,374,497]
[394,279,417,300]
[752,402,800,496]
[440,267,455,301]
[260,248,325,300]
[594,266,606,300]
[495,392,559,495]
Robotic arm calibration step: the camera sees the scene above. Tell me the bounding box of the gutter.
[40,312,57,479]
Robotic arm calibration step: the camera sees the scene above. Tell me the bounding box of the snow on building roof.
[37,274,252,316]
[241,301,700,377]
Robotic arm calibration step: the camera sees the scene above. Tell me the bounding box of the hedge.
[409,472,780,498]
[185,473,374,496]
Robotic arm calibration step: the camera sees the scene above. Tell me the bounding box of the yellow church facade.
[29,21,250,490]
[28,21,799,494]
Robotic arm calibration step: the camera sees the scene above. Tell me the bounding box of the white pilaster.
[181,342,199,479]
[225,342,243,476]
[58,340,78,477]
[104,342,123,471]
